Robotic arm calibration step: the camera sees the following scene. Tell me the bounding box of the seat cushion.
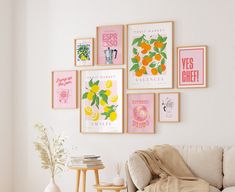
[223,147,235,188]
[222,187,235,192]
[128,153,152,191]
[175,146,223,189]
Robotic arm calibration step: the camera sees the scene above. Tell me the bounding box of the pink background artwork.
[97,25,123,65]
[178,47,206,87]
[127,93,155,133]
[52,71,77,109]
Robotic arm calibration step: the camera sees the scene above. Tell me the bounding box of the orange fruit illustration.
[155,54,161,61]
[141,49,148,54]
[161,64,166,72]
[154,41,163,48]
[151,68,158,75]
[135,55,140,62]
[142,57,152,66]
[135,69,143,77]
[140,66,146,73]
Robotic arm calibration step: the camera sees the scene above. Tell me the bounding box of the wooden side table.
[94,185,127,192]
[69,166,104,192]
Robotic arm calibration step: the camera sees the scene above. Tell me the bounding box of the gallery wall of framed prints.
[51,20,208,134]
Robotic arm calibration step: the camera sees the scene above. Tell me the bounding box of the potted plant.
[34,123,67,192]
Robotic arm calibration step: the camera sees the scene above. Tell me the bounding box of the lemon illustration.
[104,106,110,112]
[87,91,94,101]
[91,85,99,93]
[105,90,111,96]
[92,112,100,122]
[110,95,118,103]
[109,111,117,122]
[84,106,92,116]
[105,80,112,88]
[100,99,106,106]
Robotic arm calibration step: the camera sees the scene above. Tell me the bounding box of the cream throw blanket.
[136,145,209,192]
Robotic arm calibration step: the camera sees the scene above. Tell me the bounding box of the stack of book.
[68,155,104,168]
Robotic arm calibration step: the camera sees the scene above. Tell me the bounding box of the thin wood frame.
[51,70,79,109]
[176,45,207,88]
[126,21,174,90]
[126,93,155,134]
[80,68,124,134]
[96,25,124,66]
[158,92,180,122]
[74,38,94,66]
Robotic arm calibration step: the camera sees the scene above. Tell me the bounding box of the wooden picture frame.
[74,38,94,66]
[127,21,174,89]
[80,68,124,133]
[177,45,207,88]
[52,70,78,109]
[158,92,180,122]
[96,25,124,66]
[127,93,155,134]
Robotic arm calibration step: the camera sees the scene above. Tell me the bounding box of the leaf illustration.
[82,92,88,99]
[160,43,167,52]
[149,52,156,58]
[157,34,163,42]
[94,80,100,85]
[95,96,99,109]
[132,37,140,45]
[161,52,167,59]
[133,48,138,55]
[149,62,157,68]
[131,57,138,64]
[150,39,157,44]
[154,47,159,53]
[161,58,165,64]
[129,64,139,72]
[91,94,96,106]
[100,93,108,103]
[158,65,163,74]
[89,79,93,87]
[162,37,167,42]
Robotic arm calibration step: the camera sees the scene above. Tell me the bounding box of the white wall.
[13,0,235,191]
[0,0,12,191]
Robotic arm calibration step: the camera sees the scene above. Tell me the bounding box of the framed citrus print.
[52,70,78,109]
[96,25,124,65]
[158,92,180,122]
[80,69,123,133]
[177,46,207,88]
[127,21,173,89]
[74,38,93,66]
[127,93,155,134]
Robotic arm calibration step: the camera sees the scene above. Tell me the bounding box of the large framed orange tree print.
[127,22,173,89]
[80,69,123,133]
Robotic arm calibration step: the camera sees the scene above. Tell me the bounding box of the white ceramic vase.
[112,174,124,186]
[44,178,61,192]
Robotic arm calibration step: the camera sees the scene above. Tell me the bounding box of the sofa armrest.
[125,162,137,192]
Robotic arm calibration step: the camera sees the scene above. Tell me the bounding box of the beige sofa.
[126,146,235,192]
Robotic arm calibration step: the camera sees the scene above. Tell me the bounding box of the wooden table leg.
[82,170,87,192]
[76,170,81,192]
[94,169,102,192]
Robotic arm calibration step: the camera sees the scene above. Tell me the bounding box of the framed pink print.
[52,70,78,109]
[127,93,155,134]
[177,46,207,88]
[158,92,180,122]
[96,25,124,65]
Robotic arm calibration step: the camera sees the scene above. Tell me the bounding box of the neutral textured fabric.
[222,187,235,192]
[136,144,209,192]
[128,153,152,190]
[223,147,235,188]
[175,146,223,189]
[125,162,137,192]
[137,186,220,192]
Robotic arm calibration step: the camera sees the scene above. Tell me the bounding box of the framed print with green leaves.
[74,38,94,66]
[127,21,173,89]
[80,69,123,133]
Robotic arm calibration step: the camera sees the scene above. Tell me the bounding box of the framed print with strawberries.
[96,25,124,65]
[127,93,155,134]
[80,69,123,133]
[74,38,94,66]
[127,21,173,89]
[159,92,180,122]
[177,46,207,88]
[52,70,78,109]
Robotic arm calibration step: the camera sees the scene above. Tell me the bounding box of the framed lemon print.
[127,21,173,89]
[80,69,123,133]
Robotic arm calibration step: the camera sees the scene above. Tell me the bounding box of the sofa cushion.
[222,187,235,192]
[175,146,223,189]
[223,147,235,188]
[128,153,152,191]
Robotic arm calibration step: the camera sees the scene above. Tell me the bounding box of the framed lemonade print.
[127,21,173,89]
[127,93,155,134]
[177,46,207,88]
[74,38,93,66]
[80,69,123,133]
[52,70,78,109]
[96,25,124,65]
[159,92,180,122]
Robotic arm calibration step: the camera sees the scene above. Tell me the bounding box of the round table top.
[94,184,126,190]
[68,166,105,171]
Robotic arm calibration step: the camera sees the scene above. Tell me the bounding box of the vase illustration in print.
[81,69,123,133]
[127,93,154,133]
